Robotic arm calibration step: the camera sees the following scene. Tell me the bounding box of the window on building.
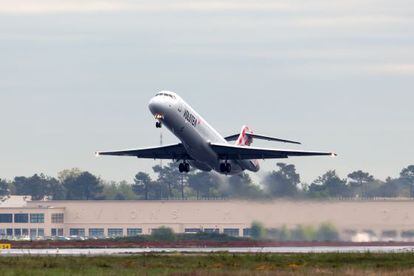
[51,213,64,224]
[127,228,142,236]
[30,228,37,238]
[14,213,29,223]
[69,228,85,237]
[184,228,202,234]
[382,230,397,238]
[223,228,239,237]
[51,228,64,237]
[243,228,252,237]
[30,213,44,223]
[14,229,21,237]
[38,228,44,237]
[204,228,219,234]
[89,228,105,238]
[6,229,13,236]
[0,229,6,236]
[0,214,13,223]
[22,228,29,236]
[108,228,123,237]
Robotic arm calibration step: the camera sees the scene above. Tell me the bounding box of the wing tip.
[331,152,338,157]
[95,151,101,157]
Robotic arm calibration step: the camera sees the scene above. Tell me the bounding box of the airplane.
[96,91,337,175]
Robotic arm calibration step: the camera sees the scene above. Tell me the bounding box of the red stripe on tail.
[236,125,253,146]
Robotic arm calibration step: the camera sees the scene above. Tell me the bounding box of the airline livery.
[97,91,336,174]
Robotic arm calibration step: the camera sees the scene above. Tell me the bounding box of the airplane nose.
[148,97,162,115]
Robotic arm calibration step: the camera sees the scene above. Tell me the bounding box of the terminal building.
[1,196,414,241]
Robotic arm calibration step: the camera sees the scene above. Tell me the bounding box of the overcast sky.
[0,0,413,183]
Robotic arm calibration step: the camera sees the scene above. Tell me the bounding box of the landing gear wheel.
[220,163,232,174]
[155,121,162,128]
[179,163,185,173]
[225,163,231,173]
[179,162,190,173]
[220,163,226,173]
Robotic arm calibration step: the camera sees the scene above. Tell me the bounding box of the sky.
[0,0,413,184]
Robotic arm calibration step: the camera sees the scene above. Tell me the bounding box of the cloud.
[293,15,411,29]
[0,1,132,13]
[0,0,403,14]
[0,0,295,14]
[369,64,414,75]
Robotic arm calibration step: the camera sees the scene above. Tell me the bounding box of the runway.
[2,246,414,256]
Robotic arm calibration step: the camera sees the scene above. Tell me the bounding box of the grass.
[0,253,414,275]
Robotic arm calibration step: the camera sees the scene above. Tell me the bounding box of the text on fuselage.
[183,110,198,127]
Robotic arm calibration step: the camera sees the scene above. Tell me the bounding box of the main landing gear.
[179,162,190,173]
[155,121,162,128]
[220,162,231,174]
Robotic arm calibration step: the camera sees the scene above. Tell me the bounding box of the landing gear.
[155,114,164,128]
[220,162,231,174]
[179,162,190,173]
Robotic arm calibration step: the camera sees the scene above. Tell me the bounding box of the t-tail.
[236,125,254,146]
[235,125,260,172]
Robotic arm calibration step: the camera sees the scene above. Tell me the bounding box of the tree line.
[0,164,413,200]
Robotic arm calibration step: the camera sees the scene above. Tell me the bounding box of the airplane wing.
[224,133,301,145]
[96,143,192,160]
[210,143,336,160]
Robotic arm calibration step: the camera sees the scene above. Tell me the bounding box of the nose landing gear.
[155,114,163,128]
[179,162,190,173]
[220,162,231,174]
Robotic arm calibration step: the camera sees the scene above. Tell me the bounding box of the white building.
[1,196,414,241]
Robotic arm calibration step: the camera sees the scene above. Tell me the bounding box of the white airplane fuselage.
[148,92,259,174]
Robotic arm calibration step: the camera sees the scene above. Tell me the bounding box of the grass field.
[1,253,414,275]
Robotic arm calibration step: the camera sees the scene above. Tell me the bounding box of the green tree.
[316,222,339,241]
[153,163,185,199]
[13,174,60,200]
[63,171,103,200]
[250,221,267,240]
[263,163,300,198]
[47,177,66,200]
[362,179,385,198]
[102,181,119,199]
[226,173,263,199]
[0,179,10,199]
[151,226,176,241]
[188,171,220,199]
[133,172,153,200]
[290,225,316,241]
[117,181,138,200]
[58,168,82,183]
[308,170,350,198]
[347,170,374,197]
[114,192,126,200]
[400,165,414,197]
[375,177,400,197]
[102,181,137,200]
[268,225,290,241]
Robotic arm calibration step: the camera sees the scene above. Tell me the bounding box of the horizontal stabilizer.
[210,143,336,160]
[224,133,301,145]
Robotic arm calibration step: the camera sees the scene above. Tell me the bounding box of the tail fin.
[235,125,254,146]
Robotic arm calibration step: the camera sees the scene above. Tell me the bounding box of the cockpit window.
[155,92,176,99]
